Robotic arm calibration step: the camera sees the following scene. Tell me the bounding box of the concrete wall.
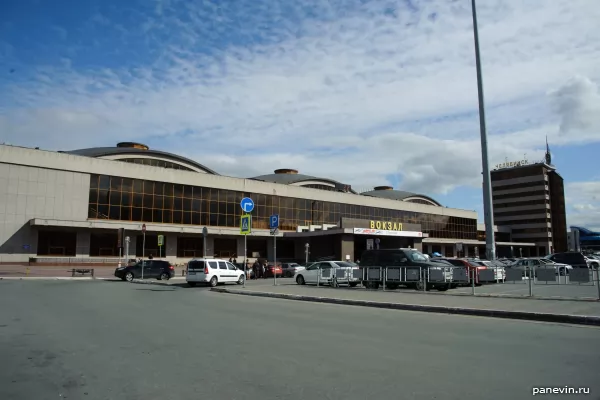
[0,163,90,263]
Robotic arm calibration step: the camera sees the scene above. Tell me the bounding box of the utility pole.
[471,0,496,260]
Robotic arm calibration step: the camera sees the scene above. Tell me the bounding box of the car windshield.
[334,261,356,268]
[407,250,428,262]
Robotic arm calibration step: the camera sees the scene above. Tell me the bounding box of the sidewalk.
[0,265,187,279]
[211,282,600,326]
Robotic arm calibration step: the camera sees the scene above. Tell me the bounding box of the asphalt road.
[0,281,598,400]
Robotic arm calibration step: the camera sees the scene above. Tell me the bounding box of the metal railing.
[32,257,122,264]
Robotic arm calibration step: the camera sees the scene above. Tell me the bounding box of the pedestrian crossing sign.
[240,214,251,235]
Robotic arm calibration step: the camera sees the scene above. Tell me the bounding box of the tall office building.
[490,140,567,256]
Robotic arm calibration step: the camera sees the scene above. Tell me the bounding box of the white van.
[186,258,245,287]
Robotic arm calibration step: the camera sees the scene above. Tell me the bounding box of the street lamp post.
[471,0,496,260]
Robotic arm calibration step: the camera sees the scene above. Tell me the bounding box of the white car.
[186,258,245,287]
[294,261,360,287]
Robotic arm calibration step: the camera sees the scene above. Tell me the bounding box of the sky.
[1,0,600,229]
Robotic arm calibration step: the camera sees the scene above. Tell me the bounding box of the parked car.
[439,258,487,286]
[115,260,175,282]
[478,260,506,282]
[545,252,588,269]
[294,260,360,287]
[281,262,303,278]
[358,249,454,291]
[186,258,245,287]
[265,263,283,278]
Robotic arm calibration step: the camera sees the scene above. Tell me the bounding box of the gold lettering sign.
[370,220,403,231]
[494,159,529,170]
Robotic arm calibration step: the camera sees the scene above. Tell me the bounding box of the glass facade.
[87,174,477,239]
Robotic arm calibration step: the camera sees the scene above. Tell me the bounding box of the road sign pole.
[142,231,145,280]
[273,233,277,286]
[243,235,247,288]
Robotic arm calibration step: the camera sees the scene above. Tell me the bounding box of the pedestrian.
[261,261,266,279]
[148,254,154,260]
[253,260,260,279]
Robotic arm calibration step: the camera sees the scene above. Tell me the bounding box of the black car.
[546,252,588,269]
[114,260,175,282]
[359,248,454,291]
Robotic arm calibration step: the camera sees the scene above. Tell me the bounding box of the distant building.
[490,139,567,256]
[570,226,600,251]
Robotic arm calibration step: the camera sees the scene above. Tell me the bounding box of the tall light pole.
[471,0,496,260]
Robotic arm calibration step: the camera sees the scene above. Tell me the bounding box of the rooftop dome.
[63,143,219,174]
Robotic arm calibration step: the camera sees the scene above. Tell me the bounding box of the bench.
[70,268,95,277]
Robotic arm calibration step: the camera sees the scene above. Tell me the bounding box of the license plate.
[188,271,196,275]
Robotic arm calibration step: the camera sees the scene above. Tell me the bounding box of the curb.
[263,283,600,302]
[0,277,96,281]
[0,276,185,281]
[327,285,600,302]
[210,288,600,327]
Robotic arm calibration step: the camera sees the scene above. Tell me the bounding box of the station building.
[0,143,532,265]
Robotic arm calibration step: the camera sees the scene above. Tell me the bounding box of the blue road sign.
[269,214,279,229]
[240,197,255,213]
[240,214,252,235]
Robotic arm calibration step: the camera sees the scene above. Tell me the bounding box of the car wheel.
[436,284,450,292]
[209,276,218,287]
[365,281,379,289]
[160,272,169,281]
[188,281,197,287]
[415,281,425,291]
[296,275,305,285]
[349,282,358,288]
[237,274,245,285]
[125,272,134,282]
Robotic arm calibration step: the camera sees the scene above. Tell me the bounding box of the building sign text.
[370,220,403,231]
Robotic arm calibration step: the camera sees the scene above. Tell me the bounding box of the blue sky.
[1,0,600,228]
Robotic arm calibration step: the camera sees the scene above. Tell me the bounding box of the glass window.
[227,263,237,270]
[188,260,205,271]
[218,261,227,270]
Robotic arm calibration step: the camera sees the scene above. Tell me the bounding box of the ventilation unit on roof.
[274,168,299,174]
[117,142,149,150]
[373,185,394,191]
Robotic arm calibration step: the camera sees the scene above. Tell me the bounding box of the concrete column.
[464,246,469,257]
[412,238,423,252]
[164,234,177,261]
[205,236,214,258]
[340,234,354,262]
[76,230,90,257]
[425,244,432,254]
[236,236,245,259]
[266,236,274,261]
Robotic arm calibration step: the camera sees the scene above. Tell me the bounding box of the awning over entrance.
[353,228,423,237]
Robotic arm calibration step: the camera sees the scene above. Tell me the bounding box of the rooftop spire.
[545,135,552,165]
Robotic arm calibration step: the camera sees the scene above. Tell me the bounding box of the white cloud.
[566,181,600,231]
[0,0,599,198]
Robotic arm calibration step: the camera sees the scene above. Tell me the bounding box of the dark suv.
[114,260,175,282]
[359,248,454,291]
[545,252,587,269]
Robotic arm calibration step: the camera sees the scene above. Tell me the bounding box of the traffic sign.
[240,214,252,235]
[270,228,279,236]
[240,197,255,213]
[158,235,164,246]
[142,224,146,233]
[269,214,279,229]
[202,227,208,237]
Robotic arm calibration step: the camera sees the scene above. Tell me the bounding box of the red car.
[265,263,283,278]
[439,258,487,285]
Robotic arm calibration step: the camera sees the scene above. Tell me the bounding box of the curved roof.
[571,226,600,241]
[251,170,357,194]
[360,189,442,207]
[63,146,219,175]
